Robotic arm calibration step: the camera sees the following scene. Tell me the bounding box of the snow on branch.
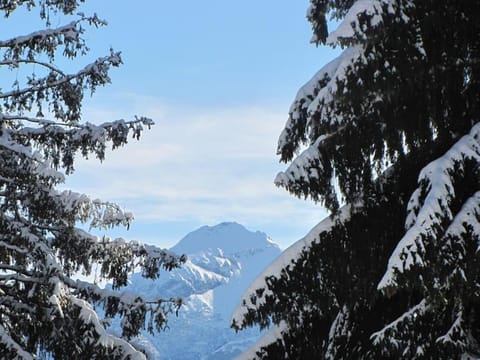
[6,116,154,173]
[325,0,413,46]
[66,278,181,309]
[235,321,289,360]
[436,306,467,350]
[277,1,424,202]
[277,46,360,162]
[232,205,352,328]
[0,324,34,360]
[277,53,343,158]
[68,296,147,360]
[0,0,83,17]
[275,128,345,205]
[275,45,366,208]
[0,58,65,74]
[325,305,350,360]
[0,124,40,160]
[327,0,382,45]
[378,123,480,291]
[0,50,121,101]
[0,216,50,254]
[370,299,427,348]
[0,20,80,48]
[61,276,183,344]
[52,189,134,228]
[53,227,186,288]
[442,191,480,264]
[0,13,106,60]
[283,0,415,158]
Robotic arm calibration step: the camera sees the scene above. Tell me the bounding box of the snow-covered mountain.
[122,222,281,359]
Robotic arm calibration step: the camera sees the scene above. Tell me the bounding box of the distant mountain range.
[119,222,281,359]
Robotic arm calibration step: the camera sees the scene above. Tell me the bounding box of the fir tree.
[232,0,480,358]
[0,1,185,359]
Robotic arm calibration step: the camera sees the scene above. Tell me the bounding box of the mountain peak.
[170,222,278,255]
[125,222,282,359]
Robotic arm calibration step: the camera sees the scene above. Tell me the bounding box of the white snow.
[436,308,466,347]
[371,298,427,345]
[0,324,34,360]
[378,123,480,290]
[0,21,79,48]
[69,296,147,360]
[234,321,288,360]
[278,45,361,158]
[171,222,279,256]
[326,0,413,45]
[306,44,363,123]
[326,0,383,44]
[325,305,350,360]
[445,192,480,249]
[275,129,344,188]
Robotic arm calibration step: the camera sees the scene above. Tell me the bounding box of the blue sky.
[9,1,339,249]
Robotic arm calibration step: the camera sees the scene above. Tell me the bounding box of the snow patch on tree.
[379,123,480,290]
[235,321,289,360]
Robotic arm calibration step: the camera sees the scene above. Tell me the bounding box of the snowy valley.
[118,222,281,359]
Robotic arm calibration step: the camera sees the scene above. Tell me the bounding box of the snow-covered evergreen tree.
[0,1,185,359]
[232,0,480,358]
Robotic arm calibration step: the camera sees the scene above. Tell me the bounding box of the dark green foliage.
[234,1,480,358]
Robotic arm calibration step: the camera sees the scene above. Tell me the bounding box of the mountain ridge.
[171,221,279,256]
[122,222,281,359]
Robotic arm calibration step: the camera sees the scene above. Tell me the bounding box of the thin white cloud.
[65,95,326,248]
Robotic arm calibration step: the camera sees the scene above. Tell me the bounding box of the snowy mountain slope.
[171,222,278,256]
[122,222,281,359]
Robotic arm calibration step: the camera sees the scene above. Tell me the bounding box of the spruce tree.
[232,0,480,358]
[0,1,185,358]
